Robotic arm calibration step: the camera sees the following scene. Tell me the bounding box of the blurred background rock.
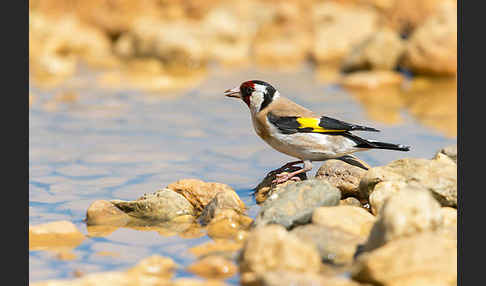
[29,0,457,91]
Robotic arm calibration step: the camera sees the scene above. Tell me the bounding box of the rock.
[29,220,85,251]
[173,279,229,286]
[315,159,367,197]
[110,188,195,222]
[312,206,376,239]
[363,188,443,252]
[254,166,307,204]
[254,179,341,229]
[207,209,253,240]
[440,207,457,228]
[86,200,132,226]
[402,2,457,76]
[340,197,362,208]
[352,232,457,286]
[291,224,364,265]
[359,156,457,207]
[189,241,244,258]
[368,181,404,215]
[312,2,379,65]
[261,271,362,286]
[31,255,176,286]
[435,145,457,163]
[239,225,321,286]
[186,256,237,279]
[342,27,406,72]
[167,179,235,213]
[340,71,405,89]
[199,190,246,225]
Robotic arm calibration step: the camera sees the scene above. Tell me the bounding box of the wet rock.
[31,255,176,286]
[352,232,457,286]
[435,145,457,163]
[239,225,321,286]
[29,220,85,251]
[254,179,341,229]
[359,156,457,208]
[110,188,196,222]
[291,224,364,265]
[312,2,379,65]
[189,241,244,258]
[340,71,405,89]
[363,188,443,252]
[207,209,253,240]
[315,159,367,197]
[261,271,362,286]
[312,206,376,239]
[86,199,132,226]
[340,197,362,208]
[343,27,406,72]
[402,2,457,76]
[167,179,235,213]
[187,255,237,280]
[254,166,307,204]
[199,190,246,225]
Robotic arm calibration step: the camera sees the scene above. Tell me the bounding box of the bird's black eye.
[241,86,253,96]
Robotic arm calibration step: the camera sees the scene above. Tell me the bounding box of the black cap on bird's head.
[224,80,277,111]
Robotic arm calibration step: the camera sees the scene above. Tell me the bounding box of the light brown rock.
[353,232,457,286]
[291,224,364,265]
[343,27,406,71]
[187,256,237,279]
[207,209,253,240]
[199,190,246,225]
[363,188,443,252]
[29,220,85,251]
[86,199,132,226]
[31,255,176,286]
[315,159,368,197]
[167,179,235,212]
[359,156,457,207]
[239,225,321,285]
[402,2,457,76]
[435,145,457,163]
[312,2,379,65]
[189,241,244,258]
[340,71,405,89]
[261,271,362,286]
[440,207,457,228]
[312,206,376,239]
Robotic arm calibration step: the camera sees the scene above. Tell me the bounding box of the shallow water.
[29,65,456,283]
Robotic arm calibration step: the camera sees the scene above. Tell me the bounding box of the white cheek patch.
[250,92,264,115]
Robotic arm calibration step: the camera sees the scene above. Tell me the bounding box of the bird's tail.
[358,139,410,151]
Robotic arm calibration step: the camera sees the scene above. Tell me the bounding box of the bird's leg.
[273,160,312,184]
[276,160,304,172]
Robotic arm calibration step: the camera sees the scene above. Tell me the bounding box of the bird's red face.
[224,80,255,107]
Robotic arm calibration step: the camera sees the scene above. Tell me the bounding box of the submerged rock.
[207,209,253,240]
[86,199,132,226]
[352,232,457,286]
[186,255,237,280]
[254,179,341,229]
[363,188,443,252]
[29,220,85,251]
[31,255,176,286]
[340,70,405,89]
[359,155,457,208]
[239,225,321,286]
[110,188,196,222]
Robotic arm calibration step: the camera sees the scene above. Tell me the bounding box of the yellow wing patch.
[296,117,346,133]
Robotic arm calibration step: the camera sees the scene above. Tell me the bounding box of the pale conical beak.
[224,87,241,98]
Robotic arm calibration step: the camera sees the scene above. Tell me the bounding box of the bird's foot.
[272,172,302,184]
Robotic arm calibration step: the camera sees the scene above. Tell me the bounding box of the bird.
[224,80,410,184]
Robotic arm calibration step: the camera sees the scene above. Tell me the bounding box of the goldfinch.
[224,80,410,184]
